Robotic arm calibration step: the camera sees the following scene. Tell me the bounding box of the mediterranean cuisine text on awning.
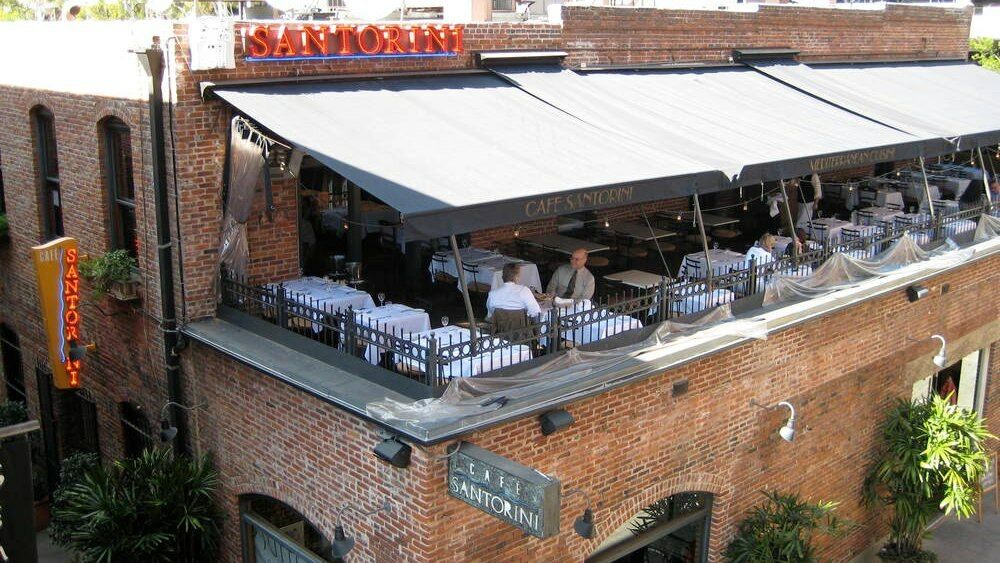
[213,73,730,241]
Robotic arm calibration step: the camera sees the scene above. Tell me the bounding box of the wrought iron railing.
[220,202,996,390]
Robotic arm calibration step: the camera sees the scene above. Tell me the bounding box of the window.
[0,324,25,402]
[119,401,152,457]
[33,107,63,240]
[102,118,137,257]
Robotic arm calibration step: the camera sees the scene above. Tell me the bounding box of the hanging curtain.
[218,118,267,284]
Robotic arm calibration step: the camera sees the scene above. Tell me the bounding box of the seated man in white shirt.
[486,263,542,320]
[546,248,596,301]
[745,233,776,266]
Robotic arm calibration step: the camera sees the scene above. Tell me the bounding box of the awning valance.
[214,74,728,241]
[750,60,1000,151]
[491,65,949,185]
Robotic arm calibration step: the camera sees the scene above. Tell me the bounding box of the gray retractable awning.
[214,74,728,241]
[750,60,1000,151]
[491,65,949,184]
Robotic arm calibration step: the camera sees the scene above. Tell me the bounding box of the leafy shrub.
[724,490,851,562]
[53,448,222,562]
[0,400,28,427]
[970,37,1000,72]
[865,394,994,561]
[0,213,8,238]
[79,249,137,297]
[49,451,100,546]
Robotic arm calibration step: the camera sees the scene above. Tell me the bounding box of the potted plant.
[724,490,852,562]
[865,394,994,562]
[0,213,8,242]
[0,400,28,427]
[79,249,140,301]
[49,451,99,547]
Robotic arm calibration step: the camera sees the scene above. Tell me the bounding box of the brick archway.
[567,472,730,562]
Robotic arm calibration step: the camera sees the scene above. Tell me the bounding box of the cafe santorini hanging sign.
[243,23,464,62]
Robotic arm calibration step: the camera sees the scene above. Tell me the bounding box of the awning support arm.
[693,192,714,291]
[641,207,672,279]
[976,147,993,204]
[918,156,936,220]
[778,180,799,262]
[450,235,479,347]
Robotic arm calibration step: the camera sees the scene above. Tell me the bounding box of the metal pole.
[976,147,993,204]
[918,156,936,220]
[449,235,478,345]
[778,180,798,262]
[693,192,714,291]
[347,182,363,262]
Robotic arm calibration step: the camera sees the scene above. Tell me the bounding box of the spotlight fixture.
[931,334,947,368]
[67,340,96,362]
[538,409,574,436]
[565,488,596,539]
[906,284,929,302]
[603,219,610,228]
[777,401,796,442]
[330,501,392,558]
[373,436,411,468]
[750,399,797,443]
[158,401,206,443]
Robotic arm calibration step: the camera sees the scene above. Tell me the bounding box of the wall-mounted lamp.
[539,409,574,436]
[158,401,206,442]
[330,501,392,559]
[750,400,797,443]
[373,436,411,469]
[564,488,595,539]
[906,284,929,302]
[907,334,948,369]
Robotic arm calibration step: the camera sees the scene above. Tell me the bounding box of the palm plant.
[864,394,993,562]
[53,447,222,562]
[724,490,851,563]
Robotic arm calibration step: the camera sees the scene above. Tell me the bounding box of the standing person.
[546,248,596,300]
[487,263,541,320]
[795,175,822,229]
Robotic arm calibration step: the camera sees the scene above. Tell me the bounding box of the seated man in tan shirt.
[546,248,595,301]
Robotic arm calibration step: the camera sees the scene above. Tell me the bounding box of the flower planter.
[108,277,141,302]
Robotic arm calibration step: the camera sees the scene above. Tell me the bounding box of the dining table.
[611,222,677,241]
[354,304,432,364]
[429,247,542,292]
[851,206,904,227]
[679,248,747,279]
[806,217,853,244]
[519,233,611,255]
[696,213,740,228]
[269,277,376,332]
[397,325,533,379]
[604,270,667,290]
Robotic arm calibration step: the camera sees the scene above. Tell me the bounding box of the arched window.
[240,494,333,561]
[587,492,713,563]
[101,117,137,257]
[32,106,63,240]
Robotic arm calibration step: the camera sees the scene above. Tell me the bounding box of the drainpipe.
[137,37,187,454]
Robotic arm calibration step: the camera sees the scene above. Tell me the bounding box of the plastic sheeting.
[974,214,1000,243]
[762,234,966,306]
[218,119,266,282]
[366,306,769,427]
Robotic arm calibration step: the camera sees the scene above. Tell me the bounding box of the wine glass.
[377,292,386,307]
[441,316,450,327]
[712,241,719,250]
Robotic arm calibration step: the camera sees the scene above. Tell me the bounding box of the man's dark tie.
[562,269,577,299]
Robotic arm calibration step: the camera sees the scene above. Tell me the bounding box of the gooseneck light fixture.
[564,488,596,539]
[750,399,797,443]
[158,401,206,442]
[907,334,948,369]
[330,501,392,559]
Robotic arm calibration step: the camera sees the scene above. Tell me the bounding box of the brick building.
[1,4,998,562]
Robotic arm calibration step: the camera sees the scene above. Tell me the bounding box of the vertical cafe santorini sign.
[448,442,560,538]
[244,23,464,61]
[31,237,83,389]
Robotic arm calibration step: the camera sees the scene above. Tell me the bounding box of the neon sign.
[31,237,84,389]
[244,24,464,61]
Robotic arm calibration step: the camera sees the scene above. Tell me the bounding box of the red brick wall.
[562,4,972,68]
[186,250,998,562]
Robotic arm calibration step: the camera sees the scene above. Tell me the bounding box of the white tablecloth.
[807,218,853,244]
[561,313,642,345]
[941,177,972,200]
[429,248,542,292]
[907,183,941,208]
[874,189,905,209]
[823,184,861,210]
[270,277,376,332]
[773,237,821,256]
[669,285,735,315]
[604,270,667,289]
[942,218,977,236]
[399,325,532,379]
[680,249,747,278]
[355,304,432,364]
[851,206,904,226]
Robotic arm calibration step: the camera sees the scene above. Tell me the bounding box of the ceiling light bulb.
[603,219,610,228]
[676,213,682,221]
[742,202,748,212]
[896,170,901,177]
[513,228,520,238]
